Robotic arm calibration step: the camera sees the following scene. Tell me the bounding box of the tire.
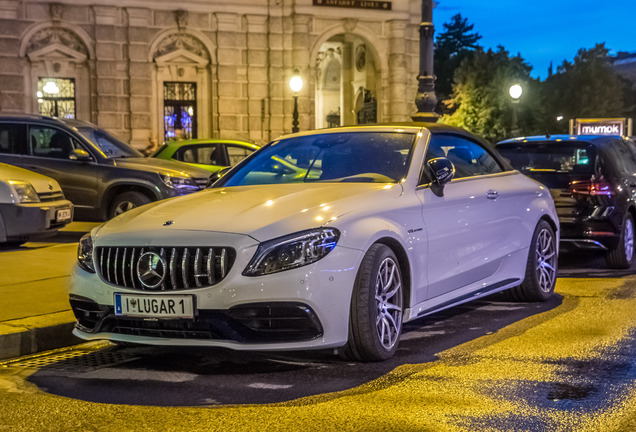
[606,213,634,269]
[507,220,558,302]
[108,191,151,219]
[342,244,404,362]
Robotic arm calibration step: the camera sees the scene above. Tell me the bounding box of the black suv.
[497,134,636,269]
[0,114,211,220]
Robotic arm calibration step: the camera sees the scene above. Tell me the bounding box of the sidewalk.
[0,222,100,360]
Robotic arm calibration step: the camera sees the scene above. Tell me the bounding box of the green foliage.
[541,43,634,132]
[434,14,482,108]
[440,46,543,142]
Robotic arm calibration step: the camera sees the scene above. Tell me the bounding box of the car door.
[0,122,28,166]
[22,125,99,210]
[415,133,516,302]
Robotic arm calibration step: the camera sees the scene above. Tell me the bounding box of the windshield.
[220,132,416,187]
[497,142,596,174]
[75,127,142,158]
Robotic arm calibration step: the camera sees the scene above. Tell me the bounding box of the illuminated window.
[37,78,76,119]
[163,82,197,142]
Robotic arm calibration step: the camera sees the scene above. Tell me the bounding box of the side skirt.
[404,278,520,322]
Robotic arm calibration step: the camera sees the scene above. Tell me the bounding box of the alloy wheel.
[374,257,403,350]
[114,201,135,216]
[536,228,557,293]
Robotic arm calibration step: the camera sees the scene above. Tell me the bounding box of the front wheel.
[606,213,634,269]
[342,244,404,362]
[508,220,558,302]
[107,191,151,219]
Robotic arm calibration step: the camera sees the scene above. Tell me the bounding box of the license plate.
[56,208,72,222]
[114,293,194,318]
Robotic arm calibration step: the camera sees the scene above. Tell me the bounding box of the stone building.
[0,0,423,150]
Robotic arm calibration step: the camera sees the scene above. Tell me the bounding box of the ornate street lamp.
[509,83,523,136]
[289,69,303,133]
[412,0,439,122]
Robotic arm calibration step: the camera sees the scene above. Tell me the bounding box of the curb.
[0,311,81,360]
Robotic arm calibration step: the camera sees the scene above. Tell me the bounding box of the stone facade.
[0,0,423,149]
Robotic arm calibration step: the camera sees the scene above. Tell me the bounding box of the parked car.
[497,134,636,269]
[0,162,72,245]
[0,114,211,220]
[70,124,559,361]
[152,138,260,174]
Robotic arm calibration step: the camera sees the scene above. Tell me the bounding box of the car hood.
[96,182,404,242]
[112,157,211,178]
[0,162,62,193]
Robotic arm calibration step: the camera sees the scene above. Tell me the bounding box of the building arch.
[311,23,385,128]
[19,22,93,118]
[148,28,216,142]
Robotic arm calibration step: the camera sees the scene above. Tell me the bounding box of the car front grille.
[193,177,209,189]
[38,190,65,202]
[95,246,235,291]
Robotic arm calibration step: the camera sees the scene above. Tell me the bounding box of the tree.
[541,43,634,133]
[440,46,543,142]
[434,14,482,113]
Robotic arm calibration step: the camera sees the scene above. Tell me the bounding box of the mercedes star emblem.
[136,252,167,288]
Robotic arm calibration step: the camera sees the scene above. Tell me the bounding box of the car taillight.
[569,179,612,196]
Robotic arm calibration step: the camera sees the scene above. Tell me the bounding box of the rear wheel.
[108,191,151,219]
[342,244,404,362]
[507,220,557,302]
[606,214,634,269]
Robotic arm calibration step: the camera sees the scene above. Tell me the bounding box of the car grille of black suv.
[95,246,236,291]
[37,191,65,202]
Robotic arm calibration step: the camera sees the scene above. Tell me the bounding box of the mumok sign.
[571,118,633,136]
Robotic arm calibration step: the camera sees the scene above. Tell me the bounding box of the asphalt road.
[1,229,636,431]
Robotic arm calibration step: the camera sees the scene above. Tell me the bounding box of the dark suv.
[0,114,211,220]
[497,134,636,269]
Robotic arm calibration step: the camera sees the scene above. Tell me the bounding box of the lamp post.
[412,0,439,122]
[509,83,523,136]
[289,69,303,133]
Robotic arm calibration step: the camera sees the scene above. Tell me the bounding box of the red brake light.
[569,179,612,196]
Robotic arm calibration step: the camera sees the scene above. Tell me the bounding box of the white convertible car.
[70,124,559,361]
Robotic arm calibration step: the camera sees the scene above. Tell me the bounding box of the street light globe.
[289,70,303,93]
[509,84,523,100]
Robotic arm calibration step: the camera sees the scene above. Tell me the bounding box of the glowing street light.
[509,84,523,101]
[289,69,303,133]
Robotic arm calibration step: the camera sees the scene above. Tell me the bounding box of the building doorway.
[163,82,197,141]
[315,35,378,128]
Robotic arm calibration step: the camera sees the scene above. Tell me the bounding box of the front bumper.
[0,199,73,242]
[69,245,363,351]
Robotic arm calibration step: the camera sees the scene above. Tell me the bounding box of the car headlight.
[8,181,40,203]
[159,174,199,191]
[243,228,340,276]
[77,233,95,273]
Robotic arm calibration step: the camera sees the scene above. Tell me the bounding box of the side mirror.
[206,167,232,188]
[69,148,92,162]
[427,157,455,186]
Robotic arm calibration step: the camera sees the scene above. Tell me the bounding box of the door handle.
[486,190,499,200]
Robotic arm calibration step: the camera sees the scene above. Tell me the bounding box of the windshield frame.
[215,131,417,188]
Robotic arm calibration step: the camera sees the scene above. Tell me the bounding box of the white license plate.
[114,293,194,318]
[56,208,72,222]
